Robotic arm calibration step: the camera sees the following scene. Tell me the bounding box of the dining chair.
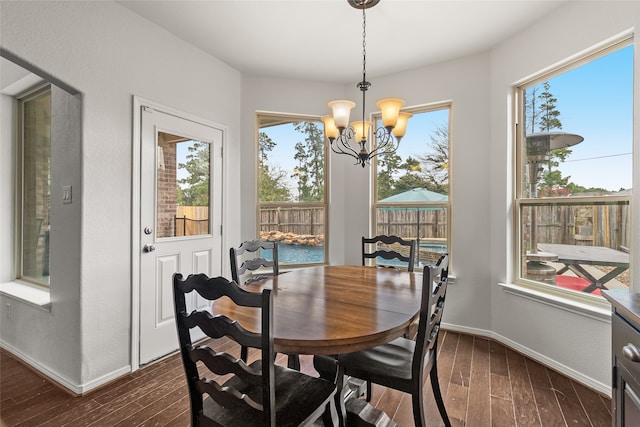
[173,272,338,427]
[230,239,300,370]
[230,239,279,285]
[337,254,451,427]
[362,234,416,272]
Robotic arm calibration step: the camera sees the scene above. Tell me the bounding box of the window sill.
[499,282,611,322]
[0,281,51,310]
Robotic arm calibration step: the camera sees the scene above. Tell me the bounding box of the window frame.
[371,101,453,268]
[513,37,633,304]
[16,83,52,288]
[256,112,329,268]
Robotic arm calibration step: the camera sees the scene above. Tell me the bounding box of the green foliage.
[376,121,449,199]
[525,81,578,196]
[417,123,449,195]
[177,141,210,206]
[259,164,292,202]
[258,131,292,202]
[538,82,563,132]
[292,122,324,202]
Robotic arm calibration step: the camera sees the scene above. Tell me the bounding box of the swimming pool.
[272,241,446,265]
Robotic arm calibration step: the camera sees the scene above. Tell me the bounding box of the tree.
[524,85,540,134]
[377,152,403,199]
[258,131,292,202]
[417,123,449,195]
[525,81,572,195]
[376,121,449,199]
[177,141,210,206]
[292,122,324,202]
[538,81,562,131]
[259,164,291,202]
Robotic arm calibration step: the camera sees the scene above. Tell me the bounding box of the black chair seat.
[337,337,434,385]
[203,360,336,427]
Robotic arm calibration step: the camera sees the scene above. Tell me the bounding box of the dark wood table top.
[212,265,421,355]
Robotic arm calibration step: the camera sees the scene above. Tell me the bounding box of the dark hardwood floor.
[1,331,611,427]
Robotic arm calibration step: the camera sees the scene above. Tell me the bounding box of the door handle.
[143,244,156,253]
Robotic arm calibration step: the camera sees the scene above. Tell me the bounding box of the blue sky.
[537,44,633,191]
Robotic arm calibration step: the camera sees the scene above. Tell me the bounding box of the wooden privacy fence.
[375,208,447,241]
[175,206,209,236]
[524,204,630,249]
[260,207,325,237]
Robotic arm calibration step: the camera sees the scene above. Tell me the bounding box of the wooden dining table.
[212,264,421,427]
[213,264,421,355]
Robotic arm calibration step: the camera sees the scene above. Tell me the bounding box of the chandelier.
[322,0,411,168]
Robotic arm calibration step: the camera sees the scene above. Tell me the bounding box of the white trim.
[0,340,130,395]
[499,282,611,323]
[131,96,228,372]
[0,281,51,309]
[131,96,142,372]
[441,321,611,397]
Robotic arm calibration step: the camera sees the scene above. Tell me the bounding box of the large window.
[18,85,51,286]
[515,40,633,299]
[257,114,327,266]
[373,104,451,268]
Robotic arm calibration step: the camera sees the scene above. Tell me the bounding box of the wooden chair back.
[414,253,449,378]
[173,273,276,425]
[230,239,279,285]
[362,235,416,272]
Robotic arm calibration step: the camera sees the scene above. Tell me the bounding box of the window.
[257,113,327,266]
[373,104,451,268]
[18,85,51,286]
[515,40,633,299]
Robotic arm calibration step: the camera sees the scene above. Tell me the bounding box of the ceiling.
[118,0,565,84]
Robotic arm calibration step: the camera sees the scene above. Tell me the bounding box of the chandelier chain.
[361,5,367,79]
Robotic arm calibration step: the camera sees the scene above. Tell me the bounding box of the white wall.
[0,1,241,391]
[1,0,637,396]
[489,1,640,393]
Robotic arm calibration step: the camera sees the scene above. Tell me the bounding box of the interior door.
[139,105,223,365]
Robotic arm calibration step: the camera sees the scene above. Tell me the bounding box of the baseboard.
[441,322,611,398]
[0,340,131,395]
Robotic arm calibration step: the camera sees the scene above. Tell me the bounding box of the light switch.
[63,185,72,204]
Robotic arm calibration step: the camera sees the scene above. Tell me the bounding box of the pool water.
[278,243,324,264]
[267,242,446,265]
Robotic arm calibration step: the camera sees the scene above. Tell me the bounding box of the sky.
[226,43,634,196]
[534,44,633,192]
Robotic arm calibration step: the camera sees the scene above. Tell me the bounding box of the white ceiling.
[118,0,565,84]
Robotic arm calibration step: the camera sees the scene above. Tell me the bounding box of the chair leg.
[313,355,347,427]
[321,397,339,427]
[240,345,248,362]
[430,363,451,427]
[366,380,372,402]
[412,386,427,427]
[287,354,301,370]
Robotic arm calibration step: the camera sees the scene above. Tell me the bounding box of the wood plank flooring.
[0,331,611,427]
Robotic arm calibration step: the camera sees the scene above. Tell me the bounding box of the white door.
[139,104,223,365]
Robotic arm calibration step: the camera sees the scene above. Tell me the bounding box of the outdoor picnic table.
[537,243,629,293]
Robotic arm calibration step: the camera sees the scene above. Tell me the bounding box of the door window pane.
[157,132,210,238]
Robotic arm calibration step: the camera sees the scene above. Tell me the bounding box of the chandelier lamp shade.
[323,0,411,168]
